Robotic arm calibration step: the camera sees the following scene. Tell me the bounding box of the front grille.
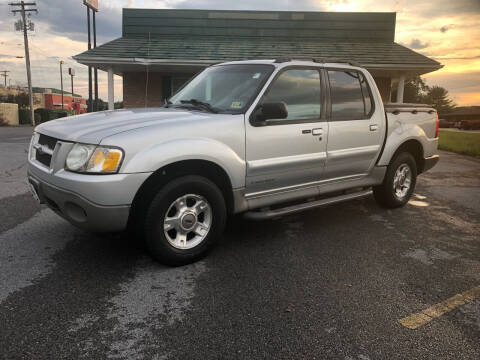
[34,134,58,168]
[38,134,57,149]
[35,152,52,167]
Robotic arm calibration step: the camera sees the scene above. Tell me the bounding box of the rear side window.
[328,70,373,121]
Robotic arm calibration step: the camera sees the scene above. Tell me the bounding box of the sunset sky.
[0,0,479,105]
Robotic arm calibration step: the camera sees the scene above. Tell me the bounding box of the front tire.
[144,175,227,266]
[373,152,417,208]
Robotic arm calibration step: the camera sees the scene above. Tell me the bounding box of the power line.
[9,1,37,125]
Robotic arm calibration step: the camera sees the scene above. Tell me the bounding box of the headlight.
[65,143,124,174]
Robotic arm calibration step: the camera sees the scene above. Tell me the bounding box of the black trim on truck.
[423,155,439,173]
[374,111,389,166]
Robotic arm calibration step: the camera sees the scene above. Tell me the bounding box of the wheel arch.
[389,139,425,174]
[129,159,236,229]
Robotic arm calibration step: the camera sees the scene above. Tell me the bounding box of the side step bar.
[243,189,373,220]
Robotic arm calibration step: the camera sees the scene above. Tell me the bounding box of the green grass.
[438,130,480,158]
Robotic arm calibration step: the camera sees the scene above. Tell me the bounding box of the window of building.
[328,70,373,121]
[262,68,321,122]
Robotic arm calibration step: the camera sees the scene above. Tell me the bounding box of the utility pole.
[93,10,98,112]
[59,60,64,110]
[10,1,37,126]
[87,6,92,112]
[1,71,10,87]
[69,68,75,99]
[83,0,98,112]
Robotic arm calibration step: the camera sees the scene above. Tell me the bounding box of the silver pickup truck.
[27,59,439,265]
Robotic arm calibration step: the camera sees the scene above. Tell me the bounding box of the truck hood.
[35,107,213,144]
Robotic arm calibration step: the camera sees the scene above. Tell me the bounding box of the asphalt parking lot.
[0,126,479,360]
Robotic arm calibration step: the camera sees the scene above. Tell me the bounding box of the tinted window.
[328,70,370,120]
[263,69,321,122]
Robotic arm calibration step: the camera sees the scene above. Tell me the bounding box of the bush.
[18,108,32,125]
[34,113,41,125]
[49,109,74,119]
[35,108,50,123]
[33,108,74,123]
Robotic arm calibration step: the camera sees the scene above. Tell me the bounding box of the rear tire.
[373,152,417,208]
[144,175,227,266]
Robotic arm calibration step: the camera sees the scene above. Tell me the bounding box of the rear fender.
[377,122,437,166]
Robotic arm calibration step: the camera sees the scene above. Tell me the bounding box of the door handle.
[370,124,378,131]
[312,128,323,136]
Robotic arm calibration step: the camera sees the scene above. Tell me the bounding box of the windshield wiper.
[179,99,218,113]
[163,99,172,108]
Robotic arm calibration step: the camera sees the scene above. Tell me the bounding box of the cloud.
[412,0,480,18]
[440,24,454,33]
[34,0,122,43]
[1,0,328,45]
[424,71,480,105]
[409,39,429,49]
[1,0,479,106]
[433,55,480,60]
[157,0,325,11]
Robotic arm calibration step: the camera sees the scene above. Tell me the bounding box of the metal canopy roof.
[73,9,442,77]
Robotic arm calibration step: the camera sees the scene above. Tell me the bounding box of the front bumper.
[28,174,130,233]
[27,161,152,233]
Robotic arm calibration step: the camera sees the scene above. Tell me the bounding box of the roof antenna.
[145,32,151,108]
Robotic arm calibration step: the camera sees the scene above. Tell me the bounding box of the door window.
[328,70,373,120]
[262,69,321,122]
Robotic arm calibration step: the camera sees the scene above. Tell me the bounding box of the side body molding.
[120,138,247,189]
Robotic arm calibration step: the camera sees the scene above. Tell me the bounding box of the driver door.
[245,67,328,195]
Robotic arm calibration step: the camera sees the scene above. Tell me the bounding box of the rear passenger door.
[324,69,383,180]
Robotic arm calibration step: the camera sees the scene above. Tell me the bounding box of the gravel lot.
[0,126,479,360]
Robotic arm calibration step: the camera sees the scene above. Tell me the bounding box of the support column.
[108,68,114,110]
[396,75,405,103]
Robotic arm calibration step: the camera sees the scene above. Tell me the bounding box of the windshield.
[169,64,274,113]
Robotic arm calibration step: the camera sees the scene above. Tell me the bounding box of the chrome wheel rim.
[163,194,212,250]
[393,163,412,200]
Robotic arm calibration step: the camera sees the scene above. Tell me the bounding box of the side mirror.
[252,102,288,124]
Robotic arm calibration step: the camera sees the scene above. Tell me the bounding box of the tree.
[391,76,429,103]
[404,76,429,103]
[87,98,108,111]
[14,92,30,107]
[390,76,456,114]
[421,85,456,115]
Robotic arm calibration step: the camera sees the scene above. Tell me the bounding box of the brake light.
[435,113,439,138]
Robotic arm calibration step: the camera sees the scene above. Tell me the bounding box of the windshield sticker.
[230,101,244,109]
[252,73,261,79]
